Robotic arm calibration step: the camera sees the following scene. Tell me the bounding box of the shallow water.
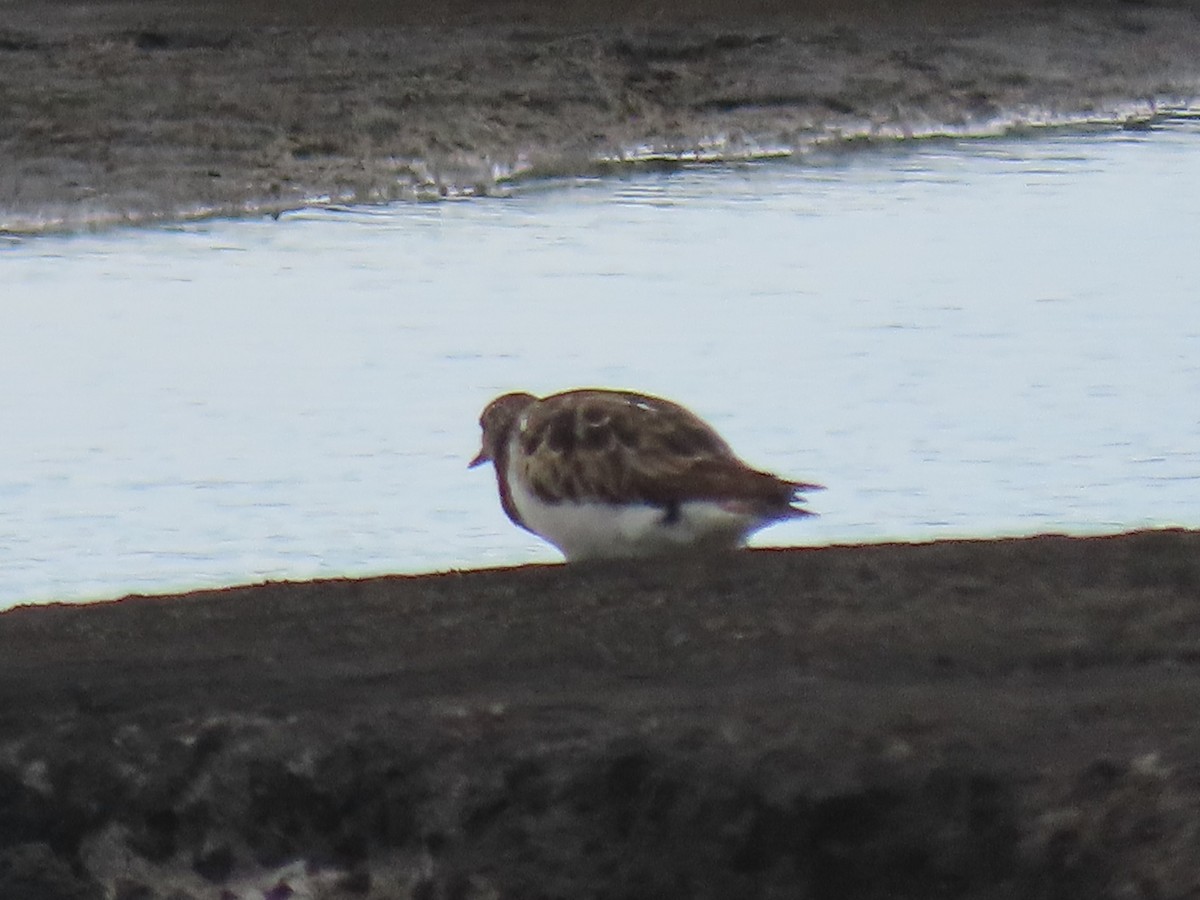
[3,118,1200,606]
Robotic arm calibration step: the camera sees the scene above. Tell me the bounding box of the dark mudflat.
[3,530,1199,898]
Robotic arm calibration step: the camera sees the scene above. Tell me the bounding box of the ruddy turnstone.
[470,388,823,560]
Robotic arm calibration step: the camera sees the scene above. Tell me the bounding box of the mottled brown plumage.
[470,389,823,559]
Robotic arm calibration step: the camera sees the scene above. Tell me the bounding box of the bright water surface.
[3,119,1200,606]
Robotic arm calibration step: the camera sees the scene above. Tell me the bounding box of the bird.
[469,388,823,561]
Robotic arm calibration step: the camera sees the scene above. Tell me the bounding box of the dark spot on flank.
[531,477,557,503]
[610,418,641,449]
[579,422,612,451]
[582,405,607,425]
[660,501,681,525]
[663,426,716,456]
[546,411,576,454]
[559,474,578,501]
[520,425,542,456]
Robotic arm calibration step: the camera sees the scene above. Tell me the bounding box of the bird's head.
[469,392,538,469]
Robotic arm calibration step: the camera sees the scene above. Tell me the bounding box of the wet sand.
[3,531,1200,898]
[3,0,1200,231]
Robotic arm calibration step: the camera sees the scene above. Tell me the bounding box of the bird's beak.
[468,448,489,469]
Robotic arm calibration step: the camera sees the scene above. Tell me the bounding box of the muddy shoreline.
[3,0,1200,232]
[3,531,1200,898]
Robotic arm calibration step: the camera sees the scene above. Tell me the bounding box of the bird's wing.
[516,390,818,514]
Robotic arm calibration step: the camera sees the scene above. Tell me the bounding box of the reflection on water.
[3,119,1199,605]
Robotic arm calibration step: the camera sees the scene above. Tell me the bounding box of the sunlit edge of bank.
[2,99,1197,240]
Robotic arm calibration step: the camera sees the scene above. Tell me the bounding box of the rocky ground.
[2,0,1200,231]
[2,531,1200,899]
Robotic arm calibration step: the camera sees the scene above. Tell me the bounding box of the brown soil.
[3,0,1200,231]
[3,530,1200,898]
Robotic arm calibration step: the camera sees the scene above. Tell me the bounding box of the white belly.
[507,460,762,561]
